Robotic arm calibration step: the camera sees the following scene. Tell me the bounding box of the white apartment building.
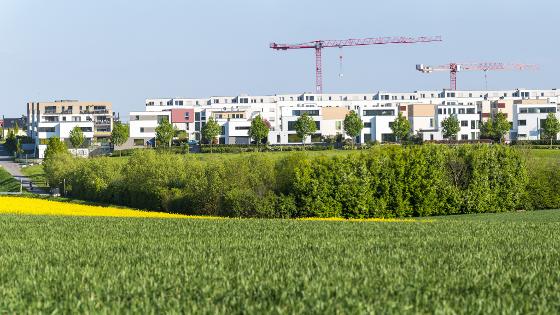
[27,100,113,158]
[126,88,560,147]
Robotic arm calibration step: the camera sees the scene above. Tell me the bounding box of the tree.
[248,115,270,151]
[343,111,364,149]
[542,112,560,147]
[492,112,511,143]
[201,117,221,153]
[44,137,68,161]
[481,112,511,143]
[155,118,174,148]
[441,114,460,140]
[13,122,19,136]
[390,112,411,143]
[110,122,129,155]
[69,126,85,156]
[176,130,188,142]
[294,113,317,149]
[480,119,494,141]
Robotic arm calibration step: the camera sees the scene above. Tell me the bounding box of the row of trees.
[43,145,537,218]
[439,112,560,144]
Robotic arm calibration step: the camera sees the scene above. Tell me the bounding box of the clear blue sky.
[0,0,557,117]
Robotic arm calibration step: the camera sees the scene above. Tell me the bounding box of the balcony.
[94,120,111,125]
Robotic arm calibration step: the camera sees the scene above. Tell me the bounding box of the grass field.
[0,167,20,192]
[0,208,558,313]
[20,164,49,190]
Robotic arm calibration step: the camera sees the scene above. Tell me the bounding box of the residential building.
[26,100,113,158]
[127,88,560,147]
[1,116,27,138]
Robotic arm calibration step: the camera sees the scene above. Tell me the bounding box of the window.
[80,127,92,132]
[288,134,302,143]
[220,126,226,135]
[185,112,190,120]
[134,139,144,146]
[363,109,394,116]
[364,122,372,128]
[335,121,342,130]
[461,134,468,140]
[471,120,477,129]
[363,134,372,142]
[157,115,168,123]
[292,110,319,116]
[195,112,201,121]
[467,108,475,114]
[429,118,434,128]
[458,108,465,114]
[438,109,442,114]
[140,127,145,133]
[38,127,55,132]
[461,121,468,127]
[235,126,250,130]
[518,120,526,126]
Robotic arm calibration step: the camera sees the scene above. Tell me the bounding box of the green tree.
[44,137,68,160]
[5,129,16,153]
[492,112,511,143]
[13,122,19,136]
[343,110,364,149]
[201,117,221,153]
[248,115,270,151]
[155,118,174,148]
[480,119,494,140]
[110,122,129,155]
[176,130,188,142]
[390,112,411,143]
[542,112,560,147]
[441,114,460,140]
[482,112,511,143]
[69,126,85,156]
[294,113,317,149]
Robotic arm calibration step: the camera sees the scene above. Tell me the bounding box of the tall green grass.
[0,167,19,192]
[0,210,559,313]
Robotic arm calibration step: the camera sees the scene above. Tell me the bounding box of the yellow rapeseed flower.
[0,196,223,220]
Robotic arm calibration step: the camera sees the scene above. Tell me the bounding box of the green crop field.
[1,210,559,313]
[0,167,20,192]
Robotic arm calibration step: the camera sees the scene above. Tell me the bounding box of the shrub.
[45,145,539,218]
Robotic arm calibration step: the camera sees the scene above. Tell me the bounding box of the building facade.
[27,100,113,158]
[126,89,560,147]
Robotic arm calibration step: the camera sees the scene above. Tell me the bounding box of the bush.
[44,145,545,218]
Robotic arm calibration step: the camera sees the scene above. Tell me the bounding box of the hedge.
[43,144,557,219]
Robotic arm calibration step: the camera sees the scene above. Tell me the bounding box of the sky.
[0,0,558,117]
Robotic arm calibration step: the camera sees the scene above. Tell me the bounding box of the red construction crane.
[416,62,539,91]
[270,36,442,94]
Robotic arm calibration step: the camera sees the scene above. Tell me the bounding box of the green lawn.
[0,167,19,192]
[0,210,559,313]
[20,164,49,190]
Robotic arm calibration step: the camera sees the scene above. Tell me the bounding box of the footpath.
[0,144,47,194]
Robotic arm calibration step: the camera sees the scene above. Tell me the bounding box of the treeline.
[43,145,559,218]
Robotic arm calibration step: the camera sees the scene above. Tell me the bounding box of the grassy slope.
[0,210,559,313]
[0,167,19,192]
[20,164,48,190]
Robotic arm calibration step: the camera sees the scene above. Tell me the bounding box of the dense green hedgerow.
[43,145,551,218]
